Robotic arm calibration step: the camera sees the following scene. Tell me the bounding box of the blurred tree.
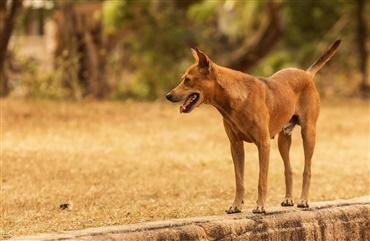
[282,1,345,66]
[4,0,367,99]
[280,0,369,97]
[0,0,23,97]
[102,0,282,99]
[219,2,283,72]
[51,2,108,99]
[103,0,199,99]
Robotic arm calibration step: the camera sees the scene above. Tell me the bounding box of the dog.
[166,40,341,214]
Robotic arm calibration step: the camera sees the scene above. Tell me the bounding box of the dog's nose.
[166,93,172,101]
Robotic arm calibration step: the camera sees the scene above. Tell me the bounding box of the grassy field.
[1,99,369,238]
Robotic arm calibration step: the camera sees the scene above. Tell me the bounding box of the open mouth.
[180,93,200,113]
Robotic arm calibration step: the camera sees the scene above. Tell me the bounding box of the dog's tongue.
[179,95,193,114]
[180,106,185,114]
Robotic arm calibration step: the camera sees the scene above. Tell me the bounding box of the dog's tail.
[306,39,342,77]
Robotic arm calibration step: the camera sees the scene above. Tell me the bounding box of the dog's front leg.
[226,140,245,214]
[253,139,270,214]
[224,120,245,214]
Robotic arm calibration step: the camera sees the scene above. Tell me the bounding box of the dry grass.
[1,99,369,238]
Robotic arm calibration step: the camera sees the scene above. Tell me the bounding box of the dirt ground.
[1,99,369,238]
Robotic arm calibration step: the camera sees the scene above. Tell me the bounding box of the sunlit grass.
[1,99,369,238]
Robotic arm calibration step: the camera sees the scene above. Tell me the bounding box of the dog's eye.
[184,78,190,84]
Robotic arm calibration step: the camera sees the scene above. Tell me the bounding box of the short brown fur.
[166,40,342,213]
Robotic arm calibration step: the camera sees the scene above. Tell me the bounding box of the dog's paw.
[252,205,266,214]
[226,200,243,214]
[281,198,294,207]
[226,205,242,214]
[297,199,309,208]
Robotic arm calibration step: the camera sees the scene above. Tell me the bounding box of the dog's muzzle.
[166,91,200,114]
[166,93,174,102]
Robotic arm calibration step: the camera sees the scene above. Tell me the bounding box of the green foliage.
[9,50,88,100]
[251,0,361,99]
[281,1,349,66]
[102,0,271,99]
[187,1,219,22]
[102,0,138,33]
[10,1,367,100]
[104,0,361,100]
[103,1,195,99]
[10,57,70,99]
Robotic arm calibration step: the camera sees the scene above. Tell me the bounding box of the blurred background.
[1,0,369,101]
[2,2,369,237]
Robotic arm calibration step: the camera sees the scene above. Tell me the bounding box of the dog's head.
[166,48,216,113]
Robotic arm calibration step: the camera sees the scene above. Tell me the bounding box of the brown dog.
[166,40,341,214]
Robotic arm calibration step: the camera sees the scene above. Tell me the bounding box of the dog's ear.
[195,47,210,70]
[190,48,211,73]
[191,48,199,62]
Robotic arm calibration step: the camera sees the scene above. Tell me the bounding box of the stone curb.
[9,196,370,241]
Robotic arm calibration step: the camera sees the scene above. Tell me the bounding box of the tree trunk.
[81,15,108,99]
[0,0,23,97]
[227,2,284,72]
[52,3,108,100]
[356,0,369,98]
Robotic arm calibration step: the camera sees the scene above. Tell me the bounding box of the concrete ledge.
[10,196,370,241]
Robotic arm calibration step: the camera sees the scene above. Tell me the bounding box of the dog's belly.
[267,94,298,138]
[269,114,299,138]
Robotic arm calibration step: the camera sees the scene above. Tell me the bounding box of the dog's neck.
[209,65,257,118]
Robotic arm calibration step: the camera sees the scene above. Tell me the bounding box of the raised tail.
[306,39,342,77]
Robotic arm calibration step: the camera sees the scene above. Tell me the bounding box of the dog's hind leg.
[278,131,294,206]
[298,115,318,208]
